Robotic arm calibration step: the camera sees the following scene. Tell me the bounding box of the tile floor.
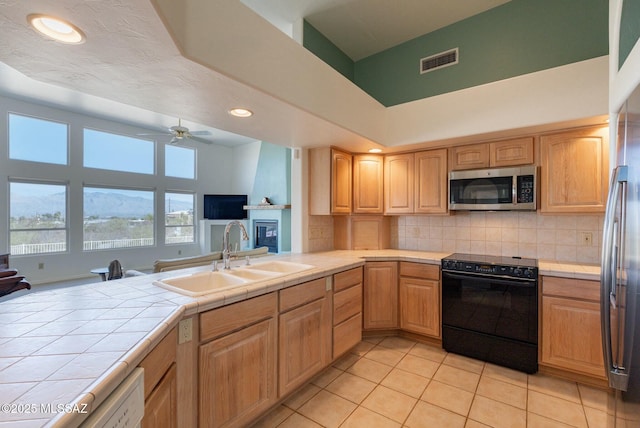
[252,336,616,428]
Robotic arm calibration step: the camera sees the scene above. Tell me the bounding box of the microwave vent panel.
[420,48,459,74]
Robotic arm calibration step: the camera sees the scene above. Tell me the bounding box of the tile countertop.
[0,250,599,427]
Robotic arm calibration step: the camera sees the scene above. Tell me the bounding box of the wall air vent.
[420,48,459,74]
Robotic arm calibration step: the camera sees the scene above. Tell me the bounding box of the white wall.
[0,95,244,284]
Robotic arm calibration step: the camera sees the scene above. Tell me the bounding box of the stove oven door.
[442,271,538,373]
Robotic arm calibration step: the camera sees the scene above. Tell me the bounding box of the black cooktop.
[442,253,538,268]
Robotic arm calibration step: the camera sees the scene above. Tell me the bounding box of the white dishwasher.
[80,368,144,428]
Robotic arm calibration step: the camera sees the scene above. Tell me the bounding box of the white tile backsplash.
[393,211,603,264]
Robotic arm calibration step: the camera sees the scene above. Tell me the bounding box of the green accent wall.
[619,0,640,69]
[304,0,608,107]
[303,20,355,81]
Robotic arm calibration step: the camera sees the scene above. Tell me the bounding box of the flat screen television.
[203,194,248,220]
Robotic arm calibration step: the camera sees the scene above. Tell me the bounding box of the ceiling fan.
[138,119,212,144]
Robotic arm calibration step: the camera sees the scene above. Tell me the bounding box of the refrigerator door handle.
[601,165,629,391]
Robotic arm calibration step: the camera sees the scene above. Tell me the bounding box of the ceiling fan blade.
[136,131,172,136]
[189,130,212,136]
[188,135,213,144]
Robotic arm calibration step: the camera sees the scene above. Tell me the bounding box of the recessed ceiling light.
[228,108,253,118]
[368,148,383,153]
[27,14,85,44]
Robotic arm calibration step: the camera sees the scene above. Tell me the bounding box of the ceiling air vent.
[420,48,459,74]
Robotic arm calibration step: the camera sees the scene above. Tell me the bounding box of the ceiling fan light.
[229,108,253,118]
[28,14,85,44]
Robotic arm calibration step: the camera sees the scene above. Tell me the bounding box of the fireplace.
[254,220,278,253]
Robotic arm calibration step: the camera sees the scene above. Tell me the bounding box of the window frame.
[82,185,156,252]
[9,179,69,256]
[8,112,69,165]
[164,191,196,245]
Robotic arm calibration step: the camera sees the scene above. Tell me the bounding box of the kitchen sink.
[154,271,248,296]
[154,260,314,296]
[245,261,314,274]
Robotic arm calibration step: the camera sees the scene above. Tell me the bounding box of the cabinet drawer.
[280,277,327,312]
[333,313,362,358]
[200,293,277,342]
[542,277,599,302]
[334,282,362,325]
[334,267,363,292]
[399,262,439,280]
[139,327,177,399]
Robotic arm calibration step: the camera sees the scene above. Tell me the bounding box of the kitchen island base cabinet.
[333,267,363,359]
[541,277,606,382]
[140,328,178,428]
[279,278,332,397]
[199,293,278,428]
[363,262,398,330]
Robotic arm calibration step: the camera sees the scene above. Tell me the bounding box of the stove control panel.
[442,259,538,279]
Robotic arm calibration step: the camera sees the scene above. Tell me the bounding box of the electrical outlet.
[178,250,182,255]
[38,262,44,270]
[178,318,193,344]
[580,232,593,246]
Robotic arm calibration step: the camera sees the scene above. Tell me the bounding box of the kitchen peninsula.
[0,250,600,427]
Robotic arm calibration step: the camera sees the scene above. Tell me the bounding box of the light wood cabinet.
[353,154,384,213]
[363,261,398,330]
[414,149,448,214]
[450,137,534,170]
[279,277,332,396]
[541,277,606,380]
[382,149,447,215]
[399,262,440,338]
[308,147,352,215]
[540,126,609,213]
[333,267,363,358]
[140,328,178,428]
[333,215,390,250]
[489,137,534,167]
[384,153,415,214]
[199,293,278,428]
[142,364,177,428]
[449,143,489,170]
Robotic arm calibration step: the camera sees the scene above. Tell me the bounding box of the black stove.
[441,252,539,373]
[442,253,538,280]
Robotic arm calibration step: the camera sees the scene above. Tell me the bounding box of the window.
[9,181,67,255]
[83,187,154,250]
[83,129,154,174]
[165,192,195,244]
[165,145,195,179]
[9,113,68,165]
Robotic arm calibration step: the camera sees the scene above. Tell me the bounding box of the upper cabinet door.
[414,149,448,214]
[449,143,489,170]
[384,153,415,214]
[353,154,384,214]
[331,149,353,214]
[490,137,534,167]
[540,126,609,213]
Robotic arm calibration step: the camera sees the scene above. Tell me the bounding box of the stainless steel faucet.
[222,220,249,269]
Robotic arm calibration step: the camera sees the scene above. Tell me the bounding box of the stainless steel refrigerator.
[601,81,640,427]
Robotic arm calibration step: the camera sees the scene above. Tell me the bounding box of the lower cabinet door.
[541,296,606,379]
[279,296,331,396]
[399,277,440,338]
[199,318,277,428]
[333,313,362,358]
[142,363,177,428]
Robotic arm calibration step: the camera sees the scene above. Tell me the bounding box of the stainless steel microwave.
[448,165,537,211]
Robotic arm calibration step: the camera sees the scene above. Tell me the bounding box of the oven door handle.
[442,271,537,286]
